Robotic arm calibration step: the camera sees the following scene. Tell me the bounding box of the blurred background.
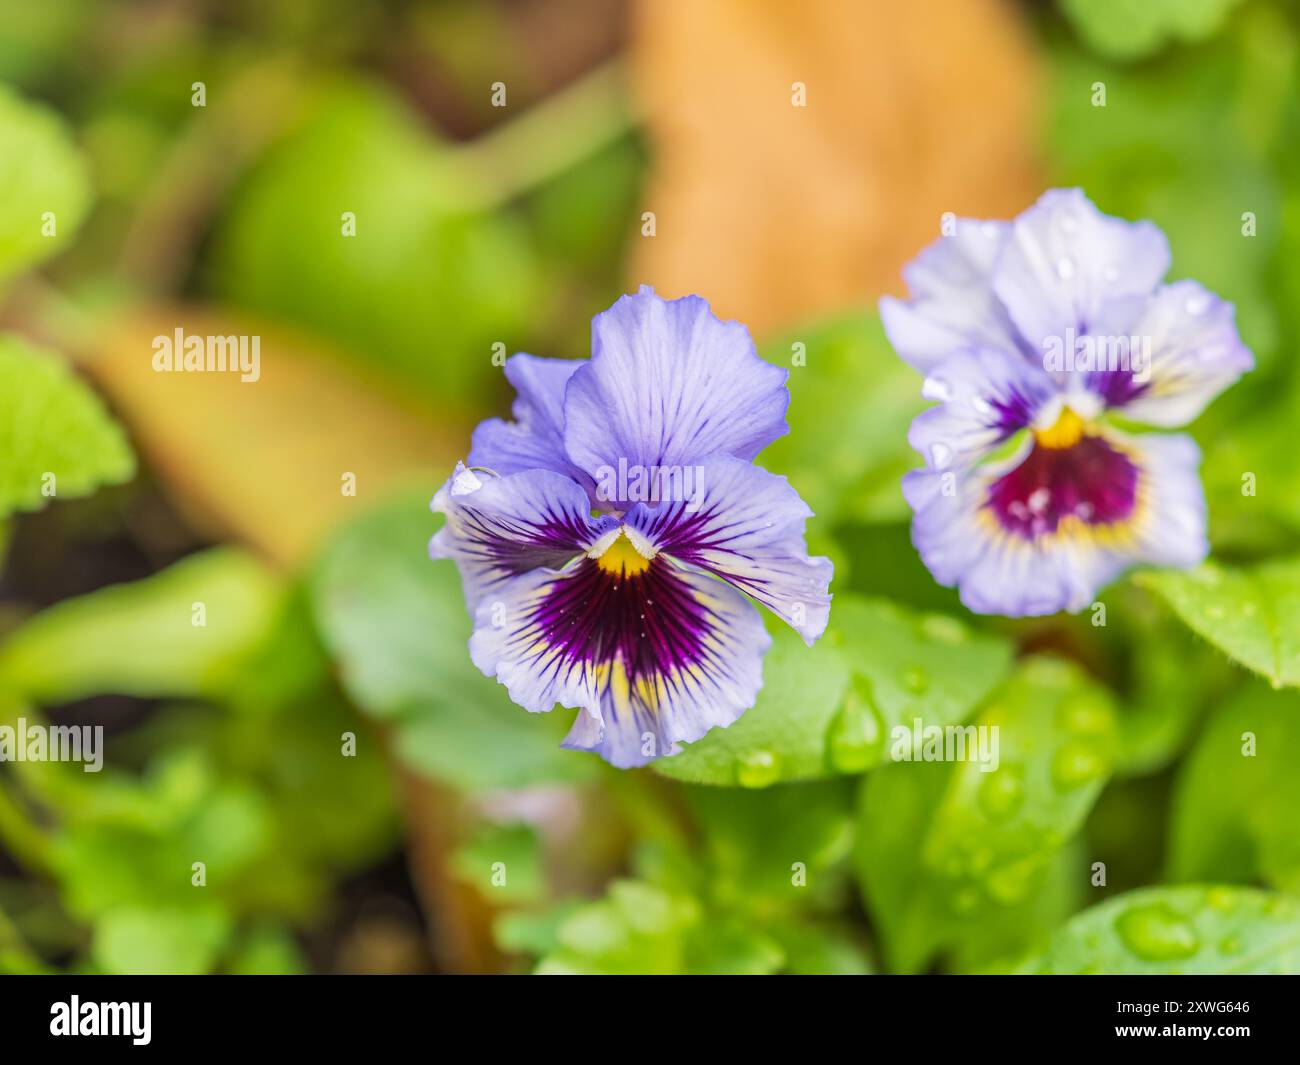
[1,0,1299,974]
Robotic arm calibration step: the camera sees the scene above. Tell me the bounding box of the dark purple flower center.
[531,555,718,683]
[986,430,1138,540]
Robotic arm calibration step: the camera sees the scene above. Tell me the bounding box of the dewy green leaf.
[0,84,90,285]
[0,548,279,703]
[1059,0,1244,62]
[309,489,596,790]
[1170,684,1300,893]
[1137,558,1300,689]
[655,595,1012,787]
[758,313,925,525]
[856,657,1117,973]
[0,335,134,518]
[1020,885,1300,974]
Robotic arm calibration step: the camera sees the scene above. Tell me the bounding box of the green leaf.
[308,489,596,790]
[856,657,1117,972]
[212,80,542,410]
[769,920,874,975]
[535,880,783,976]
[1059,0,1244,61]
[1137,558,1300,689]
[0,548,279,703]
[1112,594,1236,776]
[1020,885,1300,974]
[652,616,850,786]
[452,823,545,905]
[685,779,857,910]
[655,595,1012,786]
[92,905,232,975]
[0,84,90,284]
[1170,684,1300,892]
[225,923,307,975]
[757,313,924,525]
[0,335,133,519]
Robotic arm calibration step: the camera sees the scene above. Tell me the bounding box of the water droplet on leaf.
[827,676,885,773]
[1116,902,1199,962]
[736,749,781,788]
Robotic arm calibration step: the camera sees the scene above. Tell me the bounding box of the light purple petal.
[622,454,832,645]
[468,353,588,482]
[430,463,614,610]
[993,188,1171,353]
[879,218,1024,373]
[563,287,789,498]
[1084,281,1254,427]
[469,554,769,768]
[904,429,1206,617]
[907,346,1057,473]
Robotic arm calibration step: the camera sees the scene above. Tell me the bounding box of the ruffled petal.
[430,463,615,610]
[993,188,1171,352]
[904,428,1206,616]
[468,354,588,481]
[563,287,789,499]
[1082,281,1254,427]
[623,454,832,644]
[907,346,1057,473]
[469,555,769,768]
[879,218,1025,373]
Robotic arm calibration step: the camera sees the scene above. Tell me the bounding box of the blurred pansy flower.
[881,188,1252,617]
[431,287,833,767]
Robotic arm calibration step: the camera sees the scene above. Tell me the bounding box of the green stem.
[446,59,636,210]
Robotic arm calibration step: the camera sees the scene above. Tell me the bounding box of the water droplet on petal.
[736,749,782,788]
[922,378,953,404]
[929,442,953,468]
[1056,257,1076,280]
[1116,903,1200,961]
[971,395,994,416]
[1186,293,1209,315]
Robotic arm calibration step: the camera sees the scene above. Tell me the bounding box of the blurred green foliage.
[2,0,1300,976]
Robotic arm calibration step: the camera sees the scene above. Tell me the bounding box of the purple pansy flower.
[881,188,1253,617]
[431,287,833,767]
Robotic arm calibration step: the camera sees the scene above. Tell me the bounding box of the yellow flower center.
[594,529,652,577]
[1034,407,1087,450]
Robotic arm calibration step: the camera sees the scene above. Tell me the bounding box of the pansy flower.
[881,188,1252,616]
[431,288,833,767]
